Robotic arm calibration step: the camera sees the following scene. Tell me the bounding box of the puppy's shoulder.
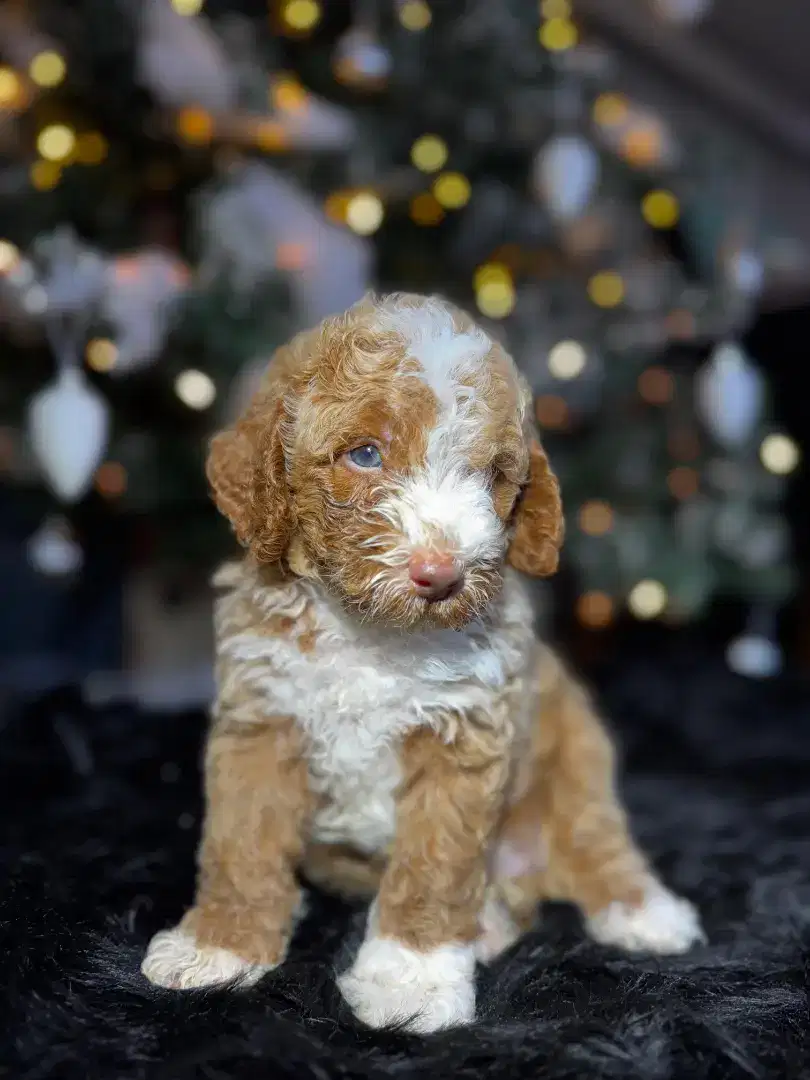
[211,557,312,645]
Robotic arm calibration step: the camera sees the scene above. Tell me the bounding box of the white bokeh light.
[175,369,216,410]
[548,340,586,380]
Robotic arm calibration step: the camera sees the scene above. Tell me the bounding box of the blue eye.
[348,444,383,469]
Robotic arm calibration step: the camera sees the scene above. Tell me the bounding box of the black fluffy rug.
[3,644,809,1079]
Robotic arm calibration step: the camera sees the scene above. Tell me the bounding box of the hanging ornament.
[27,515,83,576]
[651,0,712,26]
[33,227,108,315]
[27,309,110,503]
[332,26,392,90]
[137,0,237,112]
[196,162,371,323]
[726,607,783,679]
[27,366,109,502]
[696,341,764,449]
[101,248,191,375]
[532,135,600,222]
[726,249,764,298]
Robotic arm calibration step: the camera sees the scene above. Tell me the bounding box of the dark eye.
[347,444,383,469]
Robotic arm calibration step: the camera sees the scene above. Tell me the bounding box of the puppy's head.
[208,293,563,630]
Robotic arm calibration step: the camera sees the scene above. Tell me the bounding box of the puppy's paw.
[475,894,522,964]
[338,937,476,1033]
[586,887,706,955]
[141,926,273,990]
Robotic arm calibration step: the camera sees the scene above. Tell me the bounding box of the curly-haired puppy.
[142,293,704,1033]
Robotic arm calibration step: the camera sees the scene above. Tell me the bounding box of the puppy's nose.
[408,549,464,602]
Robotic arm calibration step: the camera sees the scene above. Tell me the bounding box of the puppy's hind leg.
[491,652,705,956]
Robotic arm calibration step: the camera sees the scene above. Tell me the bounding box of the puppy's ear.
[507,431,564,578]
[207,389,293,564]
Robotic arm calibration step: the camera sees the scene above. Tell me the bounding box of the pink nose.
[408,549,464,602]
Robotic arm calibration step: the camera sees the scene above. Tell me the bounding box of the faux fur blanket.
[3,646,808,1078]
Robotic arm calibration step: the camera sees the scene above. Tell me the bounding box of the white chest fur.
[215,565,536,854]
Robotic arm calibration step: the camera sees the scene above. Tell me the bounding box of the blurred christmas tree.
[0,0,802,672]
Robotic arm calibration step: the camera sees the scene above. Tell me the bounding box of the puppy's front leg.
[142,714,312,990]
[338,722,509,1033]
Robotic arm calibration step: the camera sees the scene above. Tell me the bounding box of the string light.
[577,591,613,629]
[398,0,431,30]
[578,500,613,536]
[667,466,699,500]
[548,340,586,380]
[638,366,674,405]
[75,132,108,165]
[30,160,61,191]
[410,193,444,225]
[628,579,668,619]
[29,51,66,88]
[0,241,20,275]
[175,370,216,410]
[177,107,213,144]
[171,0,204,13]
[95,462,127,498]
[535,394,569,429]
[642,189,680,229]
[593,93,629,128]
[476,279,515,319]
[281,0,321,32]
[474,262,511,291]
[621,122,663,168]
[411,134,447,172]
[759,433,800,475]
[272,75,308,113]
[346,192,384,235]
[473,264,514,319]
[256,121,288,152]
[324,190,352,223]
[86,338,118,373]
[588,270,624,308]
[0,67,24,107]
[37,124,76,162]
[538,17,578,51]
[432,172,471,209]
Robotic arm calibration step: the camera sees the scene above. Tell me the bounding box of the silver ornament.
[533,135,600,222]
[333,27,392,89]
[27,516,83,576]
[27,366,109,502]
[696,341,764,449]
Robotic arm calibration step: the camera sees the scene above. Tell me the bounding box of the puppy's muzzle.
[408,548,464,602]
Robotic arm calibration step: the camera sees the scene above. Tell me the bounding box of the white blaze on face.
[375,298,507,566]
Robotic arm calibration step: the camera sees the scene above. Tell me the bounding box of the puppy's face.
[208,295,563,631]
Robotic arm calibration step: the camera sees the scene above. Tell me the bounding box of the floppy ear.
[507,433,564,577]
[206,390,293,564]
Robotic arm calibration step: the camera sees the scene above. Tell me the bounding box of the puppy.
[142,293,704,1033]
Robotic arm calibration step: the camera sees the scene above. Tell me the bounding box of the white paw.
[337,937,476,1034]
[587,887,706,955]
[141,926,273,990]
[475,894,521,964]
